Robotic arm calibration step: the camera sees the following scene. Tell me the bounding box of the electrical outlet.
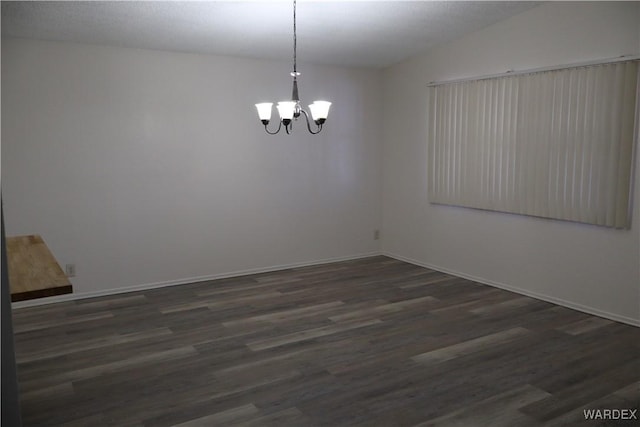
[374,229,380,240]
[65,264,76,277]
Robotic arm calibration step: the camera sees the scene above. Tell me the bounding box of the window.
[428,59,638,228]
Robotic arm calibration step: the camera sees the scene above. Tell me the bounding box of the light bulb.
[309,101,331,123]
[255,103,273,123]
[277,101,296,120]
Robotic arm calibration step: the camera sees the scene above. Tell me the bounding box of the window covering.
[428,60,638,228]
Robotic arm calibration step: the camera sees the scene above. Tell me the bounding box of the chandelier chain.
[293,0,297,74]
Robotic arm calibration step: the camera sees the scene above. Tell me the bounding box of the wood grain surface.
[6,235,72,301]
[12,256,639,426]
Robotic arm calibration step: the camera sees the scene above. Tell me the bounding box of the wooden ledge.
[6,234,73,302]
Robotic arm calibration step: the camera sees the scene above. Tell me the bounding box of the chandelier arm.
[300,109,323,134]
[264,121,283,135]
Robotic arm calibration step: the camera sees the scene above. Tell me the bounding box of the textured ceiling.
[1,1,540,68]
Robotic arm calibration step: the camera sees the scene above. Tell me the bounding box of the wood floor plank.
[235,407,310,427]
[614,381,640,402]
[469,296,541,314]
[329,296,438,322]
[520,360,640,422]
[17,327,173,363]
[223,301,345,326]
[556,316,613,335]
[13,311,115,334]
[413,384,549,427]
[246,318,383,351]
[170,404,259,427]
[411,327,531,363]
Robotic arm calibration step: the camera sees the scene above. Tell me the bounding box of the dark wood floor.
[11,256,640,426]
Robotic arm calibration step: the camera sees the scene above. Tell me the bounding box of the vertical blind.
[428,60,638,228]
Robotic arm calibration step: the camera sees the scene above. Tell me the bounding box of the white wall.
[2,38,382,298]
[4,3,639,323]
[381,2,640,324]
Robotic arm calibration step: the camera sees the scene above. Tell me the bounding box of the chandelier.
[255,0,331,135]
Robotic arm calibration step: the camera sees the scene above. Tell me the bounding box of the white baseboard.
[12,251,382,309]
[14,250,639,328]
[383,252,640,327]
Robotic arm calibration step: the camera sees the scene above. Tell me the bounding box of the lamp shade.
[255,103,273,121]
[277,101,296,120]
[309,101,332,121]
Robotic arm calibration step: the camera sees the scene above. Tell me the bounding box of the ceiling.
[1,1,540,68]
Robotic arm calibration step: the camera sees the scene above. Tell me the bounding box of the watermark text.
[583,409,637,420]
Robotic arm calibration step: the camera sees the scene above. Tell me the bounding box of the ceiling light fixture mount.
[255,0,331,135]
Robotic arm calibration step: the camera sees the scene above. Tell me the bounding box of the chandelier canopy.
[255,0,331,135]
